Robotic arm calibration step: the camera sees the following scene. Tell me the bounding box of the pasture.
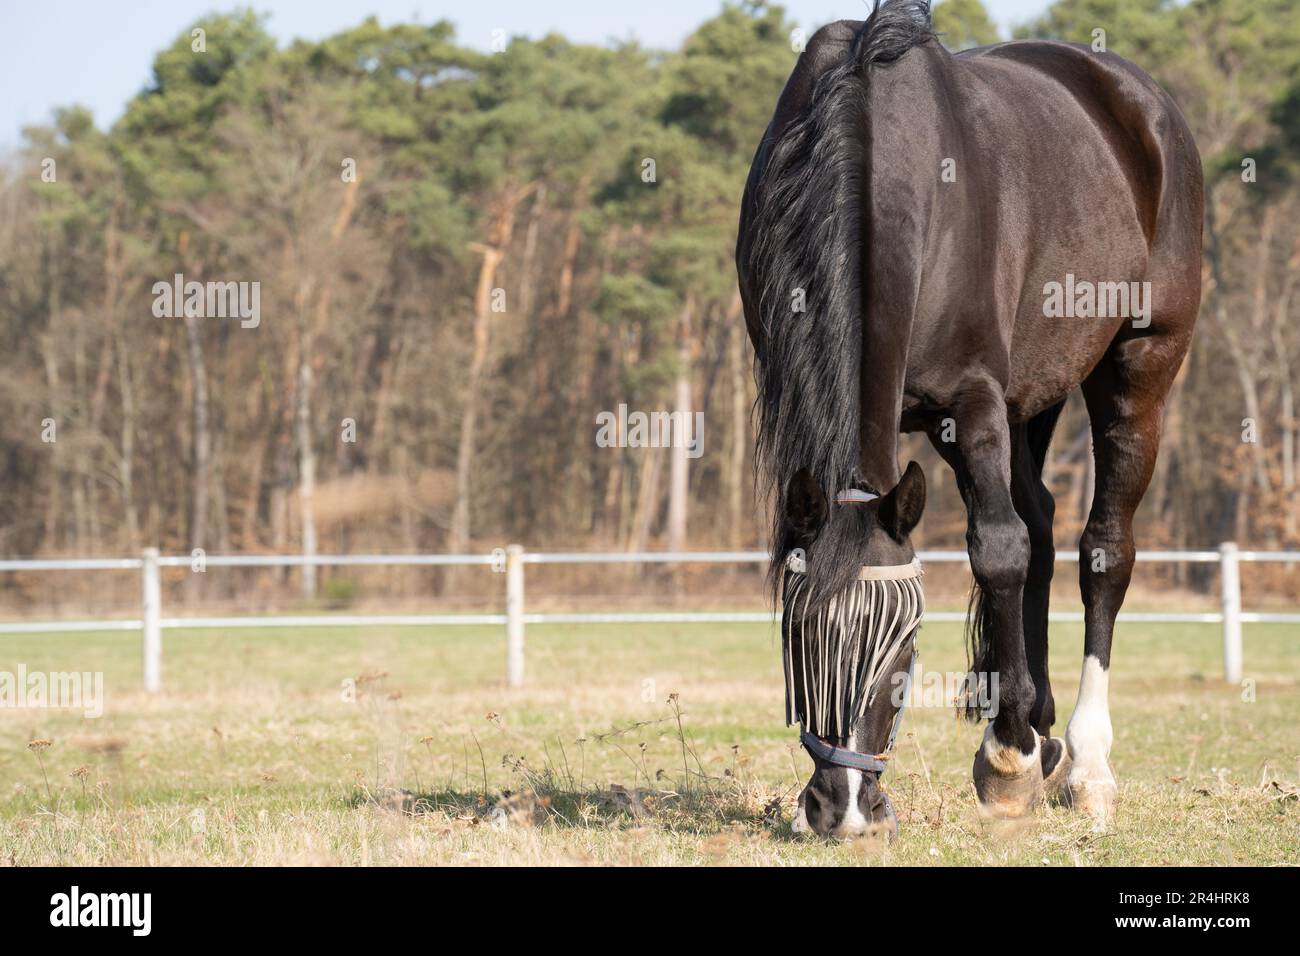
[0,616,1295,866]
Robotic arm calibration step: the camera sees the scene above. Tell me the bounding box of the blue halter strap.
[798,646,918,775]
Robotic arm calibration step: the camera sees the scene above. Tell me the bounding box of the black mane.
[744,1,934,606]
[855,0,935,65]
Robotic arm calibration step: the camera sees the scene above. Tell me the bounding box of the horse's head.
[779,461,926,839]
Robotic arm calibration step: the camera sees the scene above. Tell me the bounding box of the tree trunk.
[666,297,694,553]
[182,310,210,602]
[115,326,140,548]
[241,387,270,550]
[518,184,546,320]
[1271,238,1298,538]
[177,233,211,601]
[568,223,615,534]
[297,306,318,597]
[602,449,625,545]
[369,326,402,474]
[271,342,299,583]
[297,177,359,592]
[630,445,664,553]
[41,322,62,551]
[183,311,211,554]
[451,242,503,553]
[450,184,535,553]
[554,184,587,320]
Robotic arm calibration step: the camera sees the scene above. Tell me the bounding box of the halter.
[835,488,879,505]
[782,518,924,776]
[798,647,917,774]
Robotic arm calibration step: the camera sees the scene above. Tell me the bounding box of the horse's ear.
[880,460,926,541]
[785,469,828,544]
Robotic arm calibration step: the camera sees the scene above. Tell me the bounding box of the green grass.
[0,617,1295,865]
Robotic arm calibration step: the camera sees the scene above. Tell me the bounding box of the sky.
[0,0,1053,149]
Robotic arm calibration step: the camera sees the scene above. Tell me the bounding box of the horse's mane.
[747,0,934,606]
[857,0,935,64]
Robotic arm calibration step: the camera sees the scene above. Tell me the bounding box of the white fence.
[1,544,1297,691]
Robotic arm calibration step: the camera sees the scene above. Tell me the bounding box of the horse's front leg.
[945,393,1043,817]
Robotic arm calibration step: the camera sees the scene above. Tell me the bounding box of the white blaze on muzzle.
[782,552,925,739]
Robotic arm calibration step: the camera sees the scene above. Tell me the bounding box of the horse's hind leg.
[1012,401,1069,798]
[1071,335,1185,824]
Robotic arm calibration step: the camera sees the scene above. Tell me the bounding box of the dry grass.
[0,617,1295,866]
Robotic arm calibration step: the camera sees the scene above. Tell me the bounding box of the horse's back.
[739,27,1202,425]
[959,40,1202,258]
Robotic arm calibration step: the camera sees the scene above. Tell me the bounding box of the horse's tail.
[961,580,996,720]
[746,0,934,601]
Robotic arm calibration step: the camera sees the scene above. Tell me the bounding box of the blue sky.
[0,0,1053,149]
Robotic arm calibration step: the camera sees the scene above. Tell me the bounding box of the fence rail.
[1,544,1296,690]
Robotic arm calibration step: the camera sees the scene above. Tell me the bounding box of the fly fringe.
[782,558,925,738]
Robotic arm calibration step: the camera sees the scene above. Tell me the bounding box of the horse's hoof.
[1041,736,1071,804]
[1066,775,1117,827]
[972,725,1044,818]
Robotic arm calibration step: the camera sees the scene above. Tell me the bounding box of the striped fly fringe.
[781,557,925,738]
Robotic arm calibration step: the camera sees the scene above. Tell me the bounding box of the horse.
[736,0,1202,838]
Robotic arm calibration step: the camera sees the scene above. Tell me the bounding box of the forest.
[1,0,1297,597]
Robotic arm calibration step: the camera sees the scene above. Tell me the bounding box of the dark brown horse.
[737,0,1201,837]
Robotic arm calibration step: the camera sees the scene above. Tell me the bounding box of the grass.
[0,616,1296,865]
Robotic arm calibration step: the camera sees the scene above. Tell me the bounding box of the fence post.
[506,544,525,687]
[142,547,162,693]
[1219,541,1242,684]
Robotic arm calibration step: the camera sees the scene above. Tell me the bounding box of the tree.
[933,0,1001,50]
